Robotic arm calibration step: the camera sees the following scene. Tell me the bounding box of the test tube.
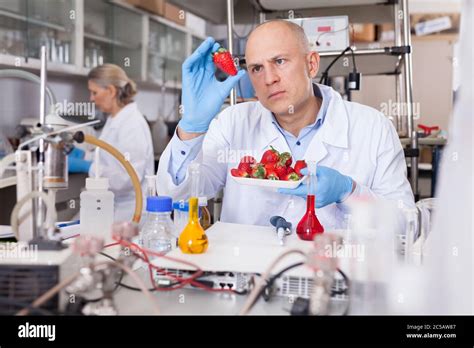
[403,208,419,264]
[189,162,200,198]
[306,161,317,195]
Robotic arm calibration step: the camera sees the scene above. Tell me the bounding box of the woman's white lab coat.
[157,84,415,230]
[89,102,154,222]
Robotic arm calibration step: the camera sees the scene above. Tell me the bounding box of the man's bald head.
[244,18,320,119]
[247,19,310,54]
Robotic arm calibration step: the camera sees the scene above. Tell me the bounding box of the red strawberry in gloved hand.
[212,47,237,76]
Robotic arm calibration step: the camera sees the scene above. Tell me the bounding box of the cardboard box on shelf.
[125,0,165,16]
[411,13,460,35]
[351,23,376,42]
[377,23,394,42]
[419,147,433,164]
[164,2,185,26]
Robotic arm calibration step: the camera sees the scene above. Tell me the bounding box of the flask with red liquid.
[297,162,324,240]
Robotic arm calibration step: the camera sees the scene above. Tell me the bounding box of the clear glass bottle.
[140,175,158,231]
[173,200,202,236]
[141,196,176,254]
[198,196,212,230]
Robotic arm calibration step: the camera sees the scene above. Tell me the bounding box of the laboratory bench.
[96,222,353,316]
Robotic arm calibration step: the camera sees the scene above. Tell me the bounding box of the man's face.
[245,22,319,117]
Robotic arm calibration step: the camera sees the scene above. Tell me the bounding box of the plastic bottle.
[141,196,176,255]
[80,148,114,243]
[296,161,324,240]
[80,177,115,243]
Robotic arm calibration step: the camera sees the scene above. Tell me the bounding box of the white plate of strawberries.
[229,147,307,189]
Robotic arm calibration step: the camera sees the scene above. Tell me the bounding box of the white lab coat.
[157,84,415,230]
[89,102,154,222]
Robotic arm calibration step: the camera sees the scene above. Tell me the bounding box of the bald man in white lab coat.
[157,20,415,230]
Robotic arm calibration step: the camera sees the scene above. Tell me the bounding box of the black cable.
[336,268,351,316]
[319,45,361,86]
[255,262,305,303]
[118,280,180,292]
[98,251,124,292]
[98,251,178,291]
[99,251,247,295]
[319,46,351,85]
[348,46,357,72]
[80,252,125,303]
[264,262,304,301]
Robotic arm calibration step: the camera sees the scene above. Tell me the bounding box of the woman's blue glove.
[68,156,91,173]
[278,166,354,208]
[69,147,85,159]
[178,37,246,133]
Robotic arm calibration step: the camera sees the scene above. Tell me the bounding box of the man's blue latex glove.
[278,166,354,208]
[68,147,85,159]
[178,37,246,133]
[68,156,92,173]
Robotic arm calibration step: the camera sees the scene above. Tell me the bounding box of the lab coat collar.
[318,84,349,149]
[106,102,139,129]
[258,84,349,154]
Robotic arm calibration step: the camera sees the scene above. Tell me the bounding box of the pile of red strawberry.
[231,146,307,181]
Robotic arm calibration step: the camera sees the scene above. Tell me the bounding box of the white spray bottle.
[80,148,114,243]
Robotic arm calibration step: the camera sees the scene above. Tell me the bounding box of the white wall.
[351,37,456,132]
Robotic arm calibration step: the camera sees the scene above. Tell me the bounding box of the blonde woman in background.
[68,63,154,222]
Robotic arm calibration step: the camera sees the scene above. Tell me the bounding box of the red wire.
[119,239,223,292]
[103,242,120,249]
[114,237,236,294]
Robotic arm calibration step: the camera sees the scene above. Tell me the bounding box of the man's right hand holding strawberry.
[178,37,246,139]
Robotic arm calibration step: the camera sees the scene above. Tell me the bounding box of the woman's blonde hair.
[88,63,137,106]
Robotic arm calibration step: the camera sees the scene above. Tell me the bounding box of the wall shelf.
[0,0,206,89]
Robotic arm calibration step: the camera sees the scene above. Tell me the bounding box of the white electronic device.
[289,16,349,52]
[0,243,80,314]
[151,222,348,300]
